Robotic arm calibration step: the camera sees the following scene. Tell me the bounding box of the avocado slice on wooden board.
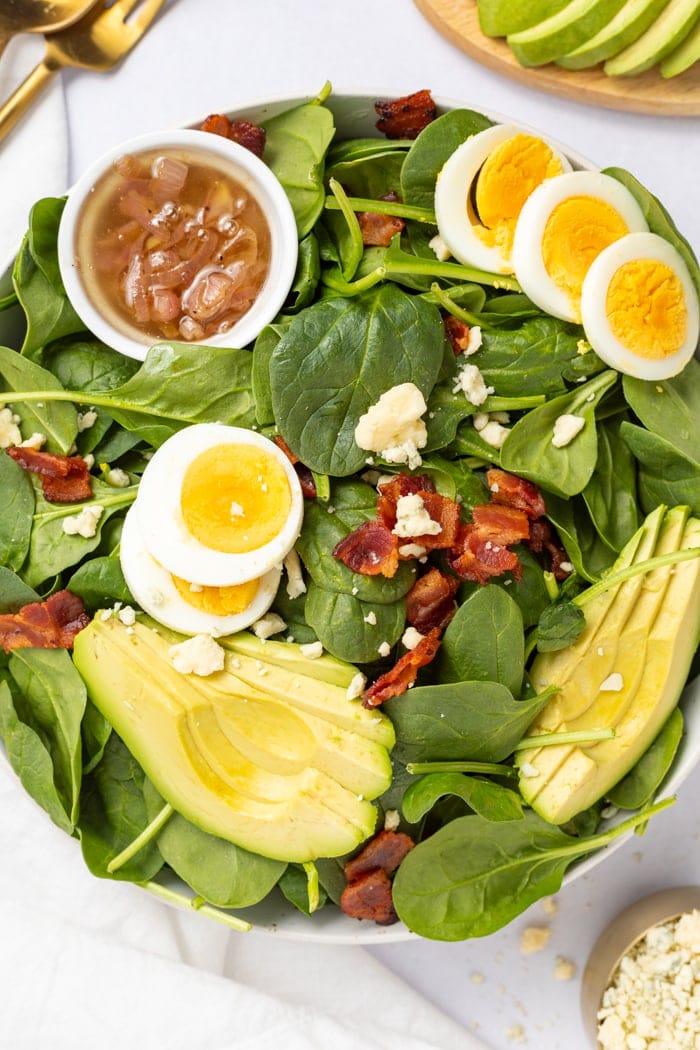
[73,615,394,862]
[604,0,700,74]
[517,507,700,826]
[478,0,572,37]
[558,0,672,68]
[660,16,700,72]
[507,0,628,66]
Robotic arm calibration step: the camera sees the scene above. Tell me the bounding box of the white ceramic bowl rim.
[57,127,299,361]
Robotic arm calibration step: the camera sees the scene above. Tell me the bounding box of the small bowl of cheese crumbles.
[581,887,700,1049]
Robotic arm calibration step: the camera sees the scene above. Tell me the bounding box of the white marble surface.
[3,1,700,1047]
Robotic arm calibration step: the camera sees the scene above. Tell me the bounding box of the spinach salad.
[1,85,699,942]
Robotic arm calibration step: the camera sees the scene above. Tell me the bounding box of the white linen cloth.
[0,760,489,1050]
[0,36,67,273]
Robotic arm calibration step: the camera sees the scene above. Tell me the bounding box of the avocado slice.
[507,0,628,66]
[478,0,572,37]
[660,17,700,73]
[558,0,672,68]
[518,507,700,825]
[73,616,394,862]
[604,0,700,74]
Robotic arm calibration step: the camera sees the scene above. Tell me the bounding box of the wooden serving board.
[414,0,700,116]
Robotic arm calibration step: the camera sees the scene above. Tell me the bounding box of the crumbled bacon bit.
[528,519,571,581]
[340,830,415,925]
[333,521,399,578]
[7,447,92,503]
[375,89,437,139]
[448,523,523,585]
[405,567,459,633]
[0,590,91,653]
[363,627,441,707]
[377,476,460,550]
[377,473,436,528]
[486,468,546,520]
[444,315,472,355]
[357,209,405,247]
[470,504,531,545]
[199,113,266,158]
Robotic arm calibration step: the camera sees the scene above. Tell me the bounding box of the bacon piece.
[357,210,405,247]
[272,435,316,498]
[7,447,92,503]
[405,567,459,633]
[344,830,415,881]
[529,519,572,581]
[199,113,266,158]
[377,473,436,529]
[0,590,91,653]
[470,504,531,546]
[375,89,437,140]
[448,524,522,585]
[333,521,399,578]
[363,627,442,707]
[339,868,397,925]
[443,315,472,355]
[376,475,460,551]
[486,468,546,520]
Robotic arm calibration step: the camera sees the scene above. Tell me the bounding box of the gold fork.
[0,0,168,145]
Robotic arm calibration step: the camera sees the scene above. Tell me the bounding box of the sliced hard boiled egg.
[580,231,700,380]
[134,423,304,586]
[434,123,572,274]
[120,507,282,636]
[511,171,649,323]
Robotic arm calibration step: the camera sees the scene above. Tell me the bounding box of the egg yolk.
[473,134,564,259]
[542,196,629,320]
[180,443,292,554]
[171,574,260,615]
[606,258,687,360]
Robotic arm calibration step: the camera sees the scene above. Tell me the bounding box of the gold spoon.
[0,0,100,59]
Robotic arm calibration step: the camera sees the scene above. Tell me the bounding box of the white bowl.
[57,127,299,361]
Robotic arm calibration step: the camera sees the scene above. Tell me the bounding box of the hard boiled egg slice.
[134,423,304,586]
[434,123,572,274]
[512,171,649,323]
[120,506,282,635]
[581,231,700,380]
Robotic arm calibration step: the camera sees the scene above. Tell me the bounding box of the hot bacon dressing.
[75,147,271,343]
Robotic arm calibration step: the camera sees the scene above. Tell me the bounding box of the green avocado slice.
[558,0,672,68]
[660,17,700,73]
[507,0,628,66]
[604,0,700,74]
[73,616,394,862]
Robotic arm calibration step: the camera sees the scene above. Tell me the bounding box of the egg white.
[134,422,304,586]
[511,171,649,322]
[120,506,282,635]
[581,231,700,380]
[434,123,572,274]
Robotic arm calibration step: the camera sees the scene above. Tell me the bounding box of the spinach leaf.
[81,701,112,776]
[385,682,551,764]
[46,336,141,391]
[143,779,286,908]
[315,856,347,906]
[323,181,364,282]
[0,344,78,453]
[606,708,684,811]
[604,167,700,299]
[420,454,489,508]
[620,422,700,516]
[392,804,670,940]
[327,146,406,201]
[252,323,288,427]
[500,370,618,497]
[21,478,137,589]
[285,233,321,313]
[0,452,35,572]
[401,109,493,210]
[0,677,74,833]
[279,864,328,916]
[79,733,164,882]
[269,585,316,645]
[480,545,552,629]
[297,490,417,604]
[270,285,444,475]
[263,99,335,237]
[0,569,38,613]
[9,648,87,827]
[623,363,700,464]
[438,586,524,698]
[535,601,585,652]
[304,583,406,664]
[67,556,133,610]
[582,417,639,553]
[478,316,595,398]
[545,493,617,582]
[402,772,523,824]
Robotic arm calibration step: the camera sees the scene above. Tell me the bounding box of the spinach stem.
[385,255,521,292]
[577,547,700,607]
[322,266,387,295]
[428,281,489,328]
[324,195,437,224]
[543,571,559,602]
[514,727,615,751]
[406,760,518,777]
[140,880,252,932]
[107,803,174,873]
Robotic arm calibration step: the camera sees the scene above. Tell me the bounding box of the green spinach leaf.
[606,708,684,810]
[67,556,133,610]
[438,586,524,697]
[263,99,335,237]
[402,772,523,824]
[0,452,35,572]
[0,569,38,612]
[623,363,700,464]
[620,422,700,516]
[582,416,639,553]
[401,109,493,210]
[0,344,78,453]
[304,583,406,664]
